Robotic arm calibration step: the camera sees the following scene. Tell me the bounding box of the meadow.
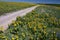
[0,2,35,16]
[0,5,60,40]
[45,4,60,7]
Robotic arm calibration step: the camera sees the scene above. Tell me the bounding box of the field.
[45,4,60,7]
[0,5,60,40]
[37,3,60,7]
[0,2,35,16]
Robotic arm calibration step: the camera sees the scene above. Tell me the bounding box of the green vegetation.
[37,3,60,7]
[0,5,60,40]
[0,2,35,16]
[45,4,60,7]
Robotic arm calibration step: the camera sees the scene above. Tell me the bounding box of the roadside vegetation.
[0,2,36,16]
[0,5,60,40]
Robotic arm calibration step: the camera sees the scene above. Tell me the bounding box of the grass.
[45,4,60,7]
[0,5,60,40]
[0,2,36,16]
[37,3,60,7]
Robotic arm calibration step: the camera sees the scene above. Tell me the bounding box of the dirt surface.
[0,5,38,31]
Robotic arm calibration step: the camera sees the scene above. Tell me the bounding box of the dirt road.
[0,5,38,31]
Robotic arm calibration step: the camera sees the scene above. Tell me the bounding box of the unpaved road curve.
[0,5,38,31]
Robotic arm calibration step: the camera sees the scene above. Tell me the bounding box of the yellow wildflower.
[30,36,33,40]
[44,31,46,34]
[16,39,19,40]
[12,37,15,40]
[1,36,6,38]
[28,23,32,28]
[16,22,19,25]
[38,24,43,29]
[19,21,22,24]
[33,27,36,31]
[54,31,56,34]
[0,26,4,31]
[43,26,47,29]
[38,26,42,29]
[13,23,17,27]
[22,33,25,37]
[55,38,58,40]
[30,16,32,18]
[15,35,19,38]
